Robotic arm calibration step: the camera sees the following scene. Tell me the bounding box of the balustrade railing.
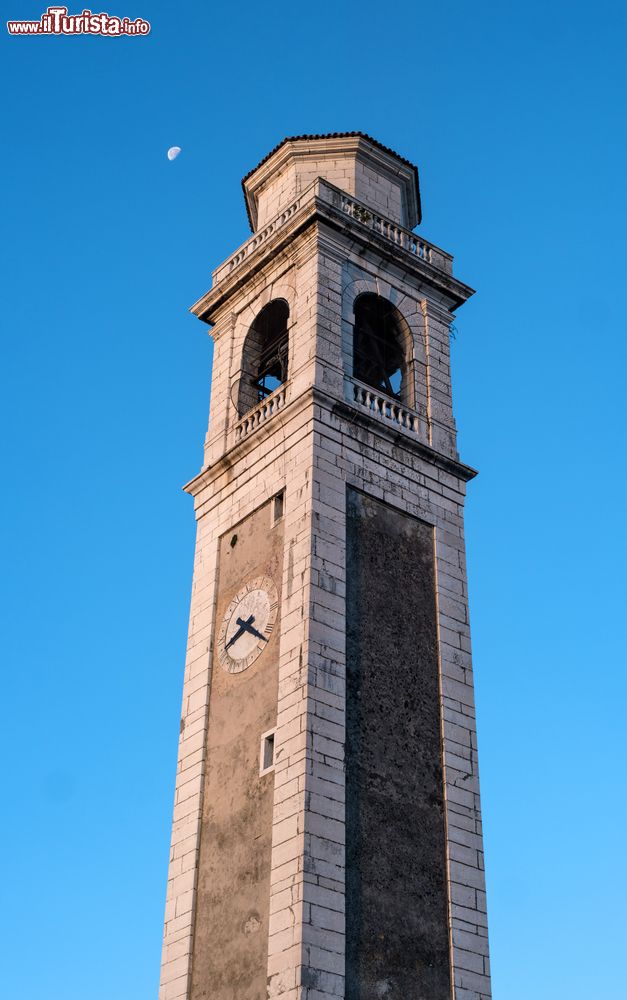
[337,191,450,271]
[214,198,302,283]
[234,385,287,442]
[352,380,423,436]
[212,179,451,286]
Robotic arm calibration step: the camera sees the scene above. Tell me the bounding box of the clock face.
[218,575,279,674]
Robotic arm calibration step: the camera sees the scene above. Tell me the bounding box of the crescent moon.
[167,146,181,161]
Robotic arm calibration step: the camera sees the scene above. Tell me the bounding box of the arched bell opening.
[352,294,411,405]
[237,299,289,417]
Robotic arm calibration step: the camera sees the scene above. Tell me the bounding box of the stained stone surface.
[345,488,451,1000]
[190,500,283,1000]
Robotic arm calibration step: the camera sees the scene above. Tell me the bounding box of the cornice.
[183,384,477,503]
[190,203,319,329]
[183,383,316,498]
[190,185,474,328]
[328,395,478,482]
[317,197,474,310]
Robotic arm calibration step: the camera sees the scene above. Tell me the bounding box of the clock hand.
[235,616,268,643]
[225,614,254,650]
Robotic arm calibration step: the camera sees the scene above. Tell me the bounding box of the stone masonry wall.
[189,499,284,1000]
[160,168,491,1000]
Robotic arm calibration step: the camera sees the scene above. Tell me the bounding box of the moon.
[167,146,181,161]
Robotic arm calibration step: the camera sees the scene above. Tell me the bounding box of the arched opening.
[237,299,289,416]
[352,294,409,403]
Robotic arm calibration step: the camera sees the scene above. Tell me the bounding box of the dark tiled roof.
[241,132,421,230]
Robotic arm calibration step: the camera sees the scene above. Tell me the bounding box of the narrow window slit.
[272,491,284,524]
[260,729,276,775]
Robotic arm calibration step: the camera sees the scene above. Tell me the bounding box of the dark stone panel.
[345,488,451,1000]
[190,500,283,1000]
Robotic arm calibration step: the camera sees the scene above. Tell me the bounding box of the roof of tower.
[241,132,422,231]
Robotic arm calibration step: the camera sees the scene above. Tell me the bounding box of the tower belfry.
[159,133,492,1000]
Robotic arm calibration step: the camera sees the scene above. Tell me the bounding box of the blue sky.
[2,2,626,997]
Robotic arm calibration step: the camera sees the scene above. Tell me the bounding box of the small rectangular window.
[260,729,276,775]
[272,491,284,525]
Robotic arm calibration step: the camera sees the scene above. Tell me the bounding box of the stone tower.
[159,133,492,1000]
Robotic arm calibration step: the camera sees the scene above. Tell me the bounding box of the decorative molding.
[183,383,477,501]
[190,179,474,325]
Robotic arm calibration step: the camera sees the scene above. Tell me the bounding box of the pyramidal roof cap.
[241,131,422,231]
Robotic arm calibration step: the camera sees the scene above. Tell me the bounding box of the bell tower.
[159,133,492,1000]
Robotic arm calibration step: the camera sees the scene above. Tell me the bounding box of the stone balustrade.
[214,200,302,283]
[335,188,451,273]
[234,385,287,442]
[212,179,451,285]
[352,379,424,437]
